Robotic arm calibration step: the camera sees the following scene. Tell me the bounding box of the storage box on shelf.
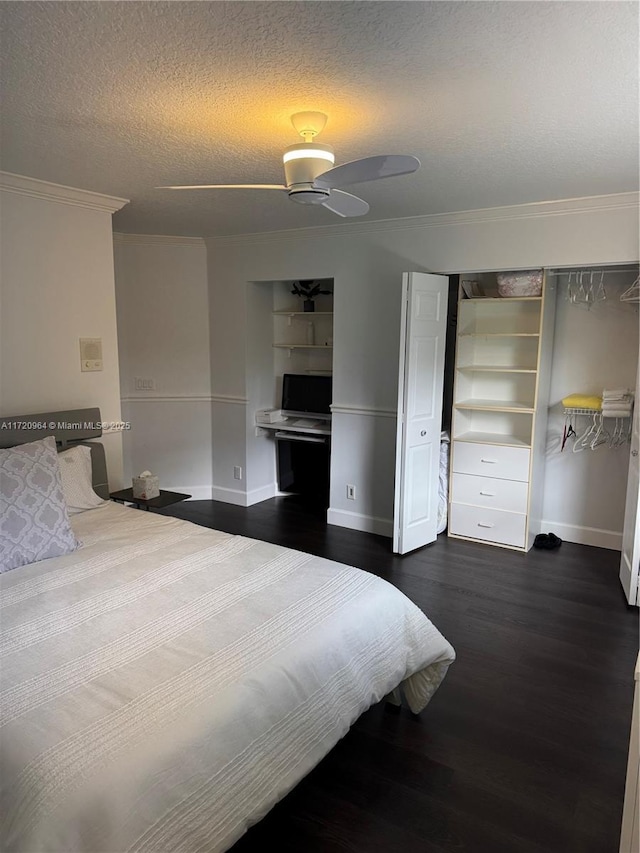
[448,270,555,551]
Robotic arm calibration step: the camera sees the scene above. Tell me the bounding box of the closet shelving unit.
[448,272,556,550]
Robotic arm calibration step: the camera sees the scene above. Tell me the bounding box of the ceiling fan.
[157,112,420,218]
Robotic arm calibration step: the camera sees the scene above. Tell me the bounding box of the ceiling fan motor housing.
[283,142,335,190]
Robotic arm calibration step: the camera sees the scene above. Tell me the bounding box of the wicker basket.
[497,270,543,297]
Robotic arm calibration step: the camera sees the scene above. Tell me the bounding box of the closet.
[448,270,555,550]
[447,264,639,558]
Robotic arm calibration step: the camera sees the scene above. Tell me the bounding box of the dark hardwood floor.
[162,496,639,853]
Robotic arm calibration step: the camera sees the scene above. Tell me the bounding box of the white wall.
[0,173,127,487]
[113,235,212,498]
[207,193,639,543]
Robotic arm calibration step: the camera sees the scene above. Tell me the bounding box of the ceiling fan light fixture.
[283,142,336,187]
[282,144,335,165]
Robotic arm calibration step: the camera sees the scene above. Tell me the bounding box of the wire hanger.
[620,274,640,303]
[594,270,606,302]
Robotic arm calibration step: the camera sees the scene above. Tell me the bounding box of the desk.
[258,418,331,503]
[258,417,331,437]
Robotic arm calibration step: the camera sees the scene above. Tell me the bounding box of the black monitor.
[281,374,332,420]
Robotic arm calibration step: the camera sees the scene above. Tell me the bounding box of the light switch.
[134,377,156,391]
[80,338,103,372]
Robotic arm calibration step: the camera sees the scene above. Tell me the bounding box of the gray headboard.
[0,408,110,499]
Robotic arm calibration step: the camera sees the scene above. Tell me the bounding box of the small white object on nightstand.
[132,470,160,500]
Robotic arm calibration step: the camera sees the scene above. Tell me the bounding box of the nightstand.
[109,488,191,511]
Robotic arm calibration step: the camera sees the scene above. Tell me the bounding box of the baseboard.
[211,483,277,507]
[164,485,214,501]
[246,483,278,506]
[211,485,248,506]
[327,508,393,538]
[541,519,622,551]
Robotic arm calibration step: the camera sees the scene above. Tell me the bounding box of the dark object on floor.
[533,532,563,549]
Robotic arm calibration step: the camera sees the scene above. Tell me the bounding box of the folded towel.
[601,409,632,418]
[562,394,602,410]
[602,400,632,407]
[603,388,630,398]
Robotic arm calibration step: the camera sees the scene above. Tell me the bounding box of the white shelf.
[459,333,540,338]
[273,344,333,350]
[455,399,535,413]
[460,296,542,303]
[257,418,331,436]
[273,311,333,316]
[453,431,532,448]
[457,366,537,374]
[450,270,554,552]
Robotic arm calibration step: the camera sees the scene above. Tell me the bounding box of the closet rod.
[546,266,639,277]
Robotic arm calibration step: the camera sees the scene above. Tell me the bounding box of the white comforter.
[0,503,455,853]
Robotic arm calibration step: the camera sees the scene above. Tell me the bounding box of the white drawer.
[452,441,530,482]
[450,502,527,548]
[451,472,529,514]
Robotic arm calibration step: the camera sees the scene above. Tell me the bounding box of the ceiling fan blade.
[321,189,370,218]
[156,184,287,191]
[314,155,420,190]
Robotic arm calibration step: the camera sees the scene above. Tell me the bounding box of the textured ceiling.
[1,1,638,237]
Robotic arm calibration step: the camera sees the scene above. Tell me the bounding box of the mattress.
[0,503,455,853]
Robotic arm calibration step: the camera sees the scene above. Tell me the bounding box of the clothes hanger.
[572,412,598,453]
[620,275,640,303]
[561,412,577,451]
[595,270,606,303]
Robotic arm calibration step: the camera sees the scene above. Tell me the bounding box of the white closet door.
[620,369,640,606]
[393,272,449,554]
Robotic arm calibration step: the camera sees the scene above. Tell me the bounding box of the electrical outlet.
[346,484,356,500]
[233,466,242,480]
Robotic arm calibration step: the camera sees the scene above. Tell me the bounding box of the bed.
[0,410,455,853]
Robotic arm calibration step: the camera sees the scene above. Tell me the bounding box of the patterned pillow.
[0,436,80,573]
[58,444,105,514]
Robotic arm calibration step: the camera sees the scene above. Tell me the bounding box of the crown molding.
[207,192,640,247]
[0,171,128,214]
[113,232,206,247]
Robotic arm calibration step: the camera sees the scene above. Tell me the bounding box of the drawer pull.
[480,458,497,464]
[477,522,494,528]
[479,491,495,497]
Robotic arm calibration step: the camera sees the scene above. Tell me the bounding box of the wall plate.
[80,338,103,372]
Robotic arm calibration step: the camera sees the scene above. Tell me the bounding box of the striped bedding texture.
[0,503,455,853]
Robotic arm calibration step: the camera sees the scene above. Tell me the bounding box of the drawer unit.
[452,441,530,482]
[451,472,529,514]
[450,502,527,548]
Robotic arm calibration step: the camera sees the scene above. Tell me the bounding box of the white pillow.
[57,445,105,514]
